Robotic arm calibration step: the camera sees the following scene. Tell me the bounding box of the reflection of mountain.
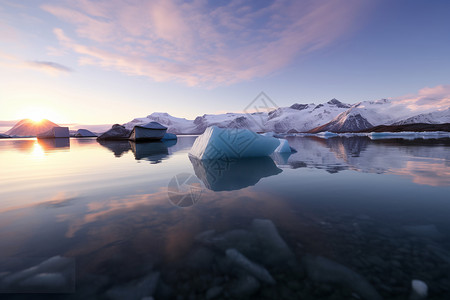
[129,141,170,164]
[167,136,198,154]
[190,156,282,191]
[97,140,131,157]
[284,136,450,186]
[38,138,70,150]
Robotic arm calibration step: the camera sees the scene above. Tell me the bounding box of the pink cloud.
[0,49,72,76]
[392,84,450,112]
[43,0,368,86]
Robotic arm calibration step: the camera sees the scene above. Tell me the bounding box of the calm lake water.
[0,136,449,300]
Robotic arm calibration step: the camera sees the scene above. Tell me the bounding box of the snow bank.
[189,126,280,159]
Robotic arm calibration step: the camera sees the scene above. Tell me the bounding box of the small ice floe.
[105,272,160,300]
[409,279,428,300]
[129,122,167,141]
[0,256,75,293]
[74,129,97,137]
[228,274,260,297]
[250,219,296,268]
[189,126,280,159]
[226,249,276,285]
[369,131,450,140]
[302,254,382,300]
[274,138,292,153]
[316,131,338,138]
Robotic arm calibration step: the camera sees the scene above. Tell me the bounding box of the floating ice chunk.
[20,273,66,290]
[105,272,160,300]
[260,132,275,137]
[274,138,291,153]
[97,124,131,140]
[316,131,338,138]
[303,255,382,300]
[74,129,97,137]
[226,248,276,285]
[189,126,280,159]
[228,275,260,297]
[251,219,295,266]
[411,280,428,300]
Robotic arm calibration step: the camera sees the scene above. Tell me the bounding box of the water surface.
[0,136,449,299]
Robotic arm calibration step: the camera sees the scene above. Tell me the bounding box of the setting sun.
[29,116,45,123]
[16,106,55,123]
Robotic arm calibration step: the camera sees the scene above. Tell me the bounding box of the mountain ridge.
[123,99,449,134]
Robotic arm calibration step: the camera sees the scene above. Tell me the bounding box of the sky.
[1,0,450,125]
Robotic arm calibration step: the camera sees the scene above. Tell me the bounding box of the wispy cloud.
[26,60,73,74]
[42,0,368,86]
[393,84,450,112]
[0,50,72,75]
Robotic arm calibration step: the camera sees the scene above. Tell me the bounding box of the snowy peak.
[326,98,351,108]
[290,103,310,110]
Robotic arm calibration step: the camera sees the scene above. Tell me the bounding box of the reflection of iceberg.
[190,156,282,191]
[271,152,292,166]
[97,140,131,157]
[129,141,170,163]
[284,136,450,186]
[38,138,70,150]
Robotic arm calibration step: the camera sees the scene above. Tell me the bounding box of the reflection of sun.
[31,141,44,158]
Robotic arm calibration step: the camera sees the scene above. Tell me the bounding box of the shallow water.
[0,136,449,299]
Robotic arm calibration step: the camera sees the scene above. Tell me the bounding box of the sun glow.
[28,111,46,123]
[17,107,52,123]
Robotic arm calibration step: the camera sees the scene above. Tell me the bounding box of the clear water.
[0,136,449,299]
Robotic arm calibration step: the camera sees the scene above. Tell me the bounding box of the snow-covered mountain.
[123,98,449,134]
[310,99,449,133]
[392,108,450,125]
[123,99,353,134]
[124,112,269,134]
[265,99,351,132]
